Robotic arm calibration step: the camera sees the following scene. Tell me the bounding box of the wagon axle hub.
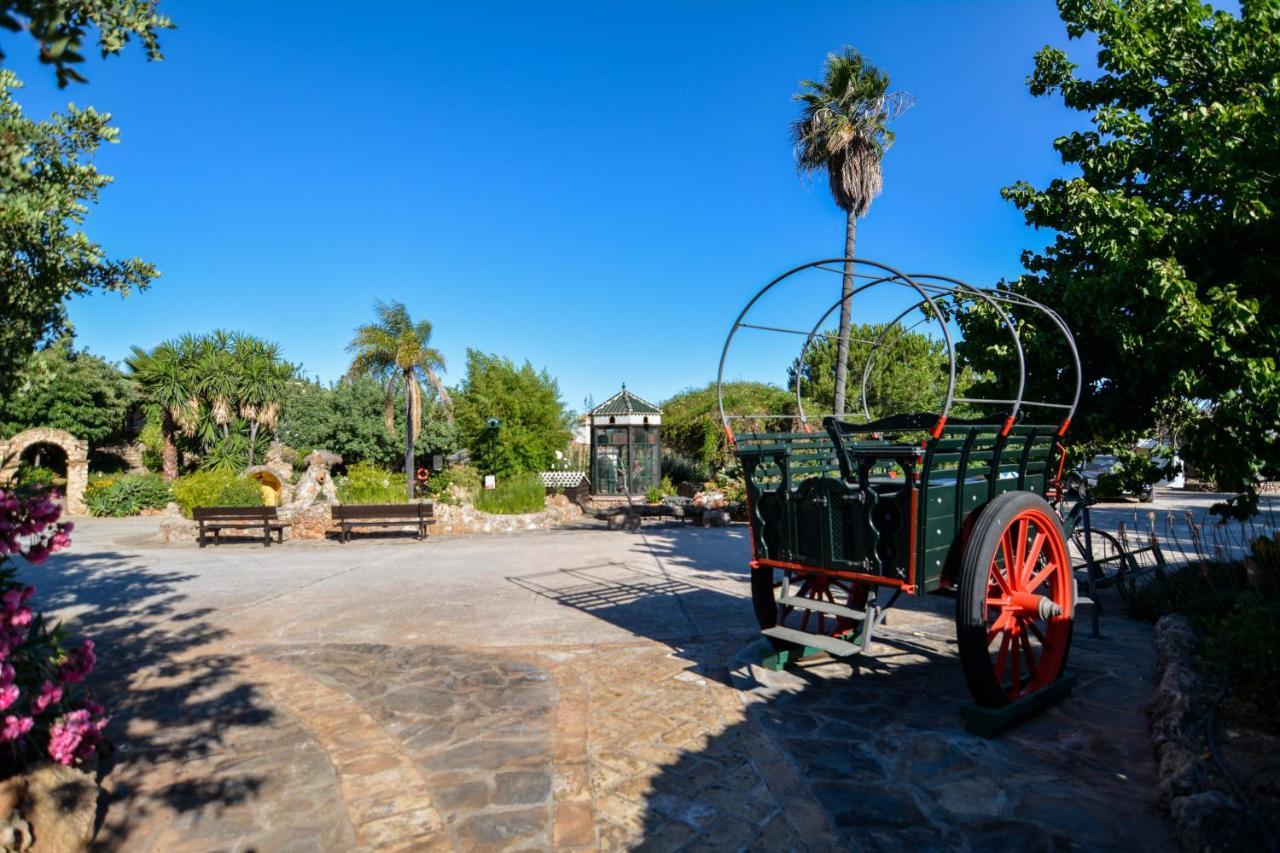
[1008,590,1062,620]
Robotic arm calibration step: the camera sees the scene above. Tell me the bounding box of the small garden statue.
[290,450,341,510]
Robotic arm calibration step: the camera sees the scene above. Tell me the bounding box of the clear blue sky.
[5,1,1093,413]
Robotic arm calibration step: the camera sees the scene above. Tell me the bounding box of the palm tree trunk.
[248,420,259,466]
[404,372,415,502]
[162,411,179,482]
[832,212,857,416]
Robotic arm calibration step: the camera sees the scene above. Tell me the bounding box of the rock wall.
[428,494,583,536]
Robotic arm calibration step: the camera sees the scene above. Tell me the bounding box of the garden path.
[25,494,1203,850]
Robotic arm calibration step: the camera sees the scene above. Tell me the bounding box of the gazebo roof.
[589,385,661,417]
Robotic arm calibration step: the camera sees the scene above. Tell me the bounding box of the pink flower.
[0,685,17,711]
[58,640,96,684]
[32,680,62,715]
[1,714,32,743]
[48,709,102,764]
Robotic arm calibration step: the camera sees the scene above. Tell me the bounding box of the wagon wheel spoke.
[994,631,1012,680]
[1025,618,1048,646]
[1019,626,1039,681]
[1026,559,1058,594]
[994,534,1015,595]
[1010,629,1022,695]
[1014,518,1031,587]
[1021,531,1047,589]
[987,611,1011,644]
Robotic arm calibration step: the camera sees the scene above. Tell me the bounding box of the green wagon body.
[737,415,1065,595]
[719,259,1082,707]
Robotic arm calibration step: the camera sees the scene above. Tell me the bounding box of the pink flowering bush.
[0,485,108,771]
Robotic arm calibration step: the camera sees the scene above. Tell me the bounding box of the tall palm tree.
[125,341,198,481]
[347,301,450,500]
[793,47,912,416]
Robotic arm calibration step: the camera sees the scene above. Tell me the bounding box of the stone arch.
[0,427,89,515]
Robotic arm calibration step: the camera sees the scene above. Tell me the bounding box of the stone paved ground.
[21,492,1229,850]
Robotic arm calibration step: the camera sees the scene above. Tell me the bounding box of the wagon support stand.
[718,258,1083,723]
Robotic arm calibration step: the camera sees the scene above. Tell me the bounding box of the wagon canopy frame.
[715,258,1082,436]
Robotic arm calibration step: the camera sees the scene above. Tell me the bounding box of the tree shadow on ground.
[27,548,274,848]
[509,524,1173,849]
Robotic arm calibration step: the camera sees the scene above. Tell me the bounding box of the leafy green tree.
[792,48,911,416]
[0,0,171,88]
[347,301,450,500]
[0,1,171,390]
[454,350,572,476]
[0,337,134,444]
[0,71,157,392]
[790,323,975,419]
[662,382,797,471]
[982,0,1280,516]
[278,375,458,470]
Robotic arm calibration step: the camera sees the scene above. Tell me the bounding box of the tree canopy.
[662,382,798,471]
[278,375,457,471]
[0,71,158,392]
[0,1,170,391]
[454,350,572,476]
[0,0,171,87]
[789,323,973,421]
[976,0,1279,514]
[0,336,134,444]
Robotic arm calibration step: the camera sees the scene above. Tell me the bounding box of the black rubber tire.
[1138,485,1155,503]
[956,491,1074,708]
[751,565,779,630]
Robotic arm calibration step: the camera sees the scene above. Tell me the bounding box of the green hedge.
[171,470,263,517]
[85,474,172,517]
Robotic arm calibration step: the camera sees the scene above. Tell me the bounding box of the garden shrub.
[14,466,58,488]
[85,474,171,517]
[645,486,662,505]
[474,472,545,515]
[1203,592,1280,719]
[1125,559,1248,624]
[336,462,406,504]
[661,452,709,488]
[172,470,263,517]
[426,463,480,505]
[0,486,108,771]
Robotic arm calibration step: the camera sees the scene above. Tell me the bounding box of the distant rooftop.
[589,384,661,416]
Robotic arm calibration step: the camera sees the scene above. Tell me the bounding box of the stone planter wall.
[156,496,583,543]
[428,494,583,536]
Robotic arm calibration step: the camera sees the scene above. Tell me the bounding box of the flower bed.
[0,487,107,773]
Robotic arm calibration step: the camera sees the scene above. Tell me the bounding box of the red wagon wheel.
[750,566,864,638]
[957,491,1074,707]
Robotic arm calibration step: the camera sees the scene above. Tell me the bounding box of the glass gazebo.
[588,385,662,496]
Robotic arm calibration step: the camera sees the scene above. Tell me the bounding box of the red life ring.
[416,467,430,482]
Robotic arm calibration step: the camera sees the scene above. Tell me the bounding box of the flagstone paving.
[26,504,1203,850]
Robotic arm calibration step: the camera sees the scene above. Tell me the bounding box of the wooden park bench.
[194,506,287,547]
[331,503,434,543]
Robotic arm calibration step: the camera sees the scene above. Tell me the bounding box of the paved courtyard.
[22,493,1212,850]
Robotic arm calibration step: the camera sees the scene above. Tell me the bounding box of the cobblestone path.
[38,518,1177,850]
